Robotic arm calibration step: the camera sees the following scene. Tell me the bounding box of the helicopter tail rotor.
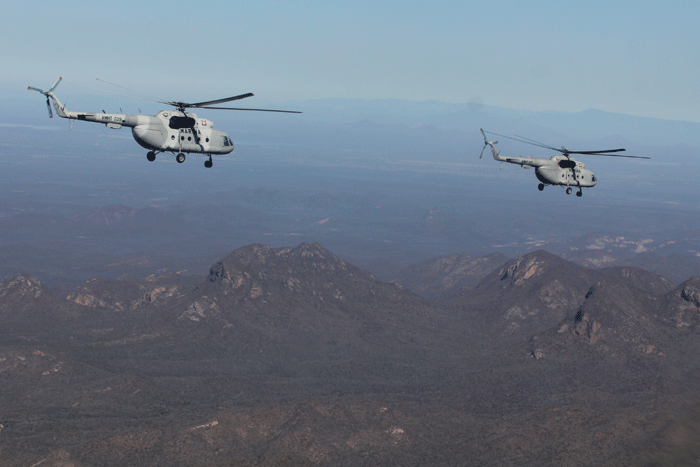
[479,128,498,159]
[28,77,63,118]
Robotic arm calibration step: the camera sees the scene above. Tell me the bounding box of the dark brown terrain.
[380,251,509,300]
[1,243,700,466]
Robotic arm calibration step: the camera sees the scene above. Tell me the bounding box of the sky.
[3,1,700,122]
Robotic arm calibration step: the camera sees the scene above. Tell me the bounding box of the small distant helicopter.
[28,77,301,168]
[479,128,649,196]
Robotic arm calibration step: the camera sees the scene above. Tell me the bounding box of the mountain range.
[2,242,700,466]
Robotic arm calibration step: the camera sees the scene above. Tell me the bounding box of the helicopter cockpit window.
[223,136,231,146]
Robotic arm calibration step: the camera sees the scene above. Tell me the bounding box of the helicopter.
[479,128,649,197]
[28,77,301,168]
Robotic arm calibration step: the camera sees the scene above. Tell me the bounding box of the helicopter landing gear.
[146,151,156,162]
[538,183,545,191]
[204,156,213,169]
[176,153,186,164]
[576,190,583,197]
[566,187,573,195]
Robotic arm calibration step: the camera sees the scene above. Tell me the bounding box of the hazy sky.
[4,1,700,122]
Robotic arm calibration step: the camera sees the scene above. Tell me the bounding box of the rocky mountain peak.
[534,280,665,360]
[659,277,700,329]
[679,277,700,307]
[0,273,44,300]
[0,274,82,329]
[493,250,572,287]
[207,242,354,289]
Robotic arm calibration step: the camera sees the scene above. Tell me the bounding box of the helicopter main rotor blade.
[484,130,648,159]
[183,93,255,108]
[28,86,45,95]
[579,153,650,159]
[568,149,626,154]
[96,78,170,105]
[67,80,169,106]
[485,131,559,152]
[512,133,562,151]
[198,106,302,113]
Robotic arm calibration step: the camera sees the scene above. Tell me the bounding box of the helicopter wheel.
[146,151,156,162]
[176,153,186,164]
[576,190,583,197]
[537,183,544,191]
[204,159,213,169]
[566,187,573,195]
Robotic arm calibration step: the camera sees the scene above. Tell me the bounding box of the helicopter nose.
[591,174,597,185]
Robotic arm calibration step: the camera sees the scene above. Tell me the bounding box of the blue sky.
[3,1,700,122]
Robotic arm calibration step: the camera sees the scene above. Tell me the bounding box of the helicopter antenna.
[71,78,301,114]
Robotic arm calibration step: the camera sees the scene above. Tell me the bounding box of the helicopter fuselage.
[534,156,597,188]
[51,97,234,156]
[497,154,597,188]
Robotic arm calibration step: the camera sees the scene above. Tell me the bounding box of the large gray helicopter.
[479,129,649,197]
[28,77,300,168]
